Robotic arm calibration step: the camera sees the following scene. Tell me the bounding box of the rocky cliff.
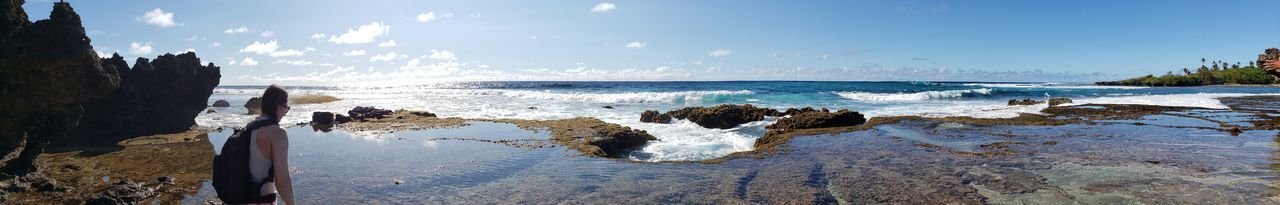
[0,0,221,177]
[1259,48,1280,81]
[62,52,221,145]
[0,0,119,177]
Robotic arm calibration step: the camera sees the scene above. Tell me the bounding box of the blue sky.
[21,0,1280,85]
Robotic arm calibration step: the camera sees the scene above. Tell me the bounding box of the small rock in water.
[206,108,216,113]
[311,112,335,124]
[527,106,538,110]
[348,106,393,121]
[408,111,437,118]
[245,97,263,115]
[1008,98,1043,106]
[393,179,404,185]
[1048,97,1073,107]
[602,105,614,109]
[335,114,353,124]
[211,100,231,107]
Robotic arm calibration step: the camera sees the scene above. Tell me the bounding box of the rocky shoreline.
[6,94,1279,203]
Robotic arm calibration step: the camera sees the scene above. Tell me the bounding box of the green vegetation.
[1097,61,1275,86]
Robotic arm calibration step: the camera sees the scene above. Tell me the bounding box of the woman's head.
[260,84,290,123]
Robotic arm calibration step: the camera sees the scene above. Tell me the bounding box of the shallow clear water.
[199,81,1279,161]
[187,107,1280,204]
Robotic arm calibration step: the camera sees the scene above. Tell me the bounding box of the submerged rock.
[640,104,784,129]
[312,112,335,124]
[1008,99,1043,106]
[245,97,262,115]
[211,100,230,107]
[0,1,120,177]
[1048,97,1073,107]
[602,105,614,109]
[348,106,393,121]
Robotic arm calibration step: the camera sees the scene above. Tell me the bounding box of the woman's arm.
[267,127,296,205]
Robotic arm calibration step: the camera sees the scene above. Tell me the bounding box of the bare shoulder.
[258,124,288,138]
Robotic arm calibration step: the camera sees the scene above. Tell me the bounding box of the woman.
[248,85,296,205]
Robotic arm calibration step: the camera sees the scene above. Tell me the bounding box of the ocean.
[198,81,1278,161]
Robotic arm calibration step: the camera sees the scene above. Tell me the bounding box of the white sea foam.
[1068,93,1277,109]
[495,90,754,104]
[961,83,1147,90]
[195,84,1277,162]
[833,89,992,102]
[625,118,774,162]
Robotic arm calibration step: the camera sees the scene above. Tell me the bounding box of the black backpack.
[213,119,278,204]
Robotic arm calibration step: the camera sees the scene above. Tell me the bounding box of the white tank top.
[248,117,277,196]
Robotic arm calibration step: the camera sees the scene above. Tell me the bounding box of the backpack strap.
[243,118,281,203]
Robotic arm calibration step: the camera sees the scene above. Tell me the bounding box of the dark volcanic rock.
[408,111,437,118]
[0,1,119,177]
[585,123,656,157]
[641,104,784,129]
[311,112,335,124]
[766,109,866,131]
[1047,97,1073,107]
[85,180,156,205]
[335,114,352,124]
[1008,99,1043,106]
[211,100,230,107]
[348,106,393,121]
[639,110,671,123]
[63,51,221,145]
[526,117,659,158]
[245,97,262,115]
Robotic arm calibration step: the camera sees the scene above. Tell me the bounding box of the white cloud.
[240,57,259,66]
[378,40,397,47]
[269,49,304,57]
[442,13,455,18]
[210,42,222,47]
[428,49,456,60]
[238,40,305,57]
[708,49,732,57]
[129,42,153,55]
[223,26,249,34]
[416,11,436,23]
[305,47,317,51]
[328,22,391,44]
[272,59,314,66]
[136,8,181,27]
[185,36,204,41]
[239,41,279,54]
[591,3,616,12]
[260,31,274,37]
[182,48,197,53]
[369,51,398,62]
[624,41,645,48]
[309,33,327,39]
[342,50,366,56]
[821,54,830,60]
